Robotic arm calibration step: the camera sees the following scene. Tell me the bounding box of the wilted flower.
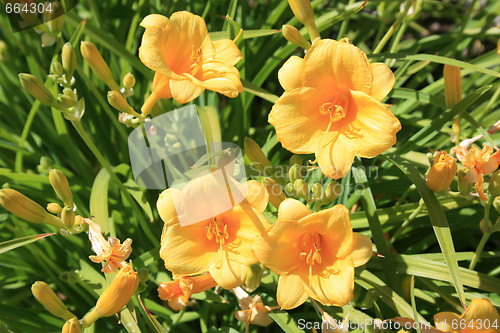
[85,219,132,273]
[252,199,373,309]
[426,151,458,192]
[434,298,500,333]
[157,272,217,311]
[139,11,243,110]
[233,287,277,329]
[158,176,270,289]
[453,145,500,200]
[269,39,401,179]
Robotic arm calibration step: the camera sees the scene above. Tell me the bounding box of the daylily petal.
[209,253,248,289]
[303,39,372,94]
[141,73,172,114]
[278,198,311,222]
[306,257,354,306]
[278,56,305,91]
[315,136,355,179]
[197,61,243,98]
[461,298,500,333]
[245,180,269,213]
[157,189,181,226]
[269,87,338,153]
[370,62,395,101]
[348,90,401,158]
[277,274,309,309]
[169,78,205,104]
[349,233,373,267]
[434,312,460,332]
[212,39,243,66]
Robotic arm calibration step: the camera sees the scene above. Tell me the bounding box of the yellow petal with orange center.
[277,274,309,310]
[278,56,304,91]
[302,39,372,94]
[348,90,401,158]
[305,256,354,307]
[197,61,243,98]
[169,78,205,104]
[269,87,338,153]
[370,62,395,101]
[349,233,373,267]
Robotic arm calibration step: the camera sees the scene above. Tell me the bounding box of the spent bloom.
[158,175,270,289]
[233,287,277,329]
[158,272,217,311]
[269,38,401,179]
[252,199,373,309]
[453,145,500,200]
[426,151,458,192]
[139,11,243,110]
[434,298,500,333]
[85,218,132,273]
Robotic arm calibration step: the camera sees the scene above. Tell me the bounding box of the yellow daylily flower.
[453,145,500,200]
[158,272,217,311]
[426,151,458,192]
[252,199,373,309]
[434,298,500,333]
[85,218,132,273]
[139,11,243,110]
[158,176,270,289]
[269,39,401,179]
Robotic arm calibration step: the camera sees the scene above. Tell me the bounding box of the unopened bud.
[244,138,273,174]
[457,167,473,196]
[0,189,64,228]
[311,183,322,201]
[57,94,76,109]
[123,73,136,90]
[294,179,308,199]
[444,65,462,108]
[19,73,55,106]
[31,281,75,321]
[81,263,139,327]
[62,43,77,80]
[107,91,139,116]
[62,317,81,333]
[285,183,295,196]
[50,60,63,77]
[262,177,286,209]
[61,207,75,228]
[282,25,310,49]
[288,164,304,182]
[287,0,320,40]
[426,151,457,192]
[244,264,263,292]
[49,169,73,208]
[324,181,341,202]
[479,218,492,234]
[47,202,63,214]
[493,196,500,213]
[488,171,500,197]
[289,154,302,166]
[80,41,120,91]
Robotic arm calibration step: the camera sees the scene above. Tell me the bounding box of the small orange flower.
[252,199,373,309]
[86,219,132,273]
[453,145,500,200]
[157,176,270,289]
[434,298,500,333]
[269,38,401,179]
[139,11,243,110]
[426,151,458,192]
[158,272,217,311]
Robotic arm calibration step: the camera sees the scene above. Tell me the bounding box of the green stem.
[469,232,491,270]
[373,1,412,54]
[71,120,158,246]
[391,200,424,243]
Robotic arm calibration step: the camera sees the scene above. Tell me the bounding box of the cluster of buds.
[19,42,84,122]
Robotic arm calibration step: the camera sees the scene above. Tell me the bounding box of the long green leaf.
[0,233,54,255]
[89,168,111,234]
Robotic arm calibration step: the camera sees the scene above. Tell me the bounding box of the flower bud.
[61,207,75,228]
[443,65,462,108]
[81,263,139,327]
[123,73,136,90]
[107,91,139,116]
[262,177,286,209]
[282,25,310,49]
[294,179,308,199]
[426,151,457,192]
[285,183,296,196]
[323,181,341,202]
[494,196,500,213]
[244,138,273,175]
[479,218,492,233]
[457,167,473,196]
[311,183,322,201]
[49,169,74,208]
[488,171,500,197]
[47,202,63,214]
[80,41,120,91]
[19,73,55,106]
[0,41,6,62]
[62,317,81,333]
[62,43,77,80]
[50,60,63,77]
[289,154,302,166]
[0,189,64,228]
[57,94,76,109]
[288,164,304,182]
[287,0,320,40]
[244,264,263,292]
[31,281,75,321]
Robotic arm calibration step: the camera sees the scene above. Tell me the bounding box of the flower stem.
[373,0,412,54]
[391,200,424,244]
[468,232,491,270]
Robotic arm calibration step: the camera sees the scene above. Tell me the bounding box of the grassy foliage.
[0,0,499,332]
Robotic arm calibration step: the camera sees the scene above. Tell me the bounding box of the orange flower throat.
[205,216,229,245]
[319,93,350,122]
[300,232,323,266]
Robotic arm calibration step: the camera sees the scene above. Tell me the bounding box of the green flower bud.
[61,207,75,228]
[19,74,55,106]
[488,171,500,197]
[282,24,310,49]
[289,154,303,166]
[62,43,77,80]
[50,60,63,77]
[244,264,263,292]
[123,73,136,90]
[47,202,63,214]
[31,281,75,321]
[493,196,500,213]
[457,167,473,196]
[311,183,323,201]
[294,179,308,199]
[323,181,341,202]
